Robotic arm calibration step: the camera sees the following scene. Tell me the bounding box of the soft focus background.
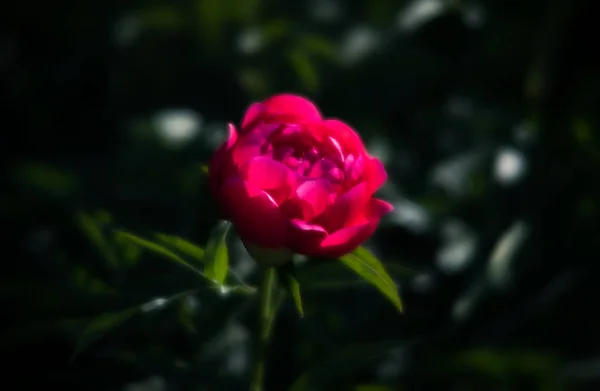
[3,0,599,390]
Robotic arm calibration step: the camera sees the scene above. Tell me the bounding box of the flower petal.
[220,177,287,248]
[369,198,394,219]
[312,198,392,258]
[279,198,313,220]
[321,119,364,156]
[287,219,328,255]
[243,156,296,204]
[312,181,369,232]
[231,131,265,169]
[316,220,377,258]
[345,153,365,184]
[295,179,332,218]
[241,102,265,132]
[365,157,388,194]
[262,93,321,123]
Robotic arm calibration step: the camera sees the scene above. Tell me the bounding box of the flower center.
[260,124,348,186]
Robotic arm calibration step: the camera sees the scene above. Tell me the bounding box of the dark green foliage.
[3,0,599,390]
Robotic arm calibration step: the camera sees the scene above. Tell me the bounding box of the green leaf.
[78,211,119,267]
[115,231,207,280]
[178,297,197,334]
[299,35,338,62]
[72,290,197,360]
[289,342,402,391]
[72,307,139,360]
[154,233,205,263]
[277,264,304,317]
[13,161,78,196]
[297,261,417,292]
[354,385,395,391]
[203,220,231,284]
[138,6,185,31]
[71,265,115,294]
[339,247,403,312]
[287,49,319,92]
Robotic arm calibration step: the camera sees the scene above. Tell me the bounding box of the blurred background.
[3,0,599,390]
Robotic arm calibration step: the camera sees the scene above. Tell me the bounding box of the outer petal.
[262,93,321,123]
[286,220,328,256]
[312,182,369,232]
[364,157,388,195]
[314,198,393,258]
[220,177,287,248]
[316,220,377,258]
[209,123,238,199]
[241,102,265,132]
[230,131,266,169]
[321,119,365,157]
[369,198,394,219]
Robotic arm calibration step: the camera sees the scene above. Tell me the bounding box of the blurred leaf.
[71,265,115,294]
[439,349,560,380]
[574,118,592,144]
[238,68,269,98]
[290,342,402,391]
[12,161,77,196]
[72,307,139,360]
[72,290,197,359]
[299,35,338,62]
[78,211,119,267]
[196,0,224,47]
[229,0,261,22]
[354,385,395,391]
[115,231,208,280]
[178,296,197,334]
[277,264,304,317]
[138,6,185,31]
[486,221,530,289]
[261,19,291,43]
[155,233,205,263]
[298,260,417,292]
[339,247,403,312]
[203,220,231,284]
[287,49,319,92]
[114,233,142,266]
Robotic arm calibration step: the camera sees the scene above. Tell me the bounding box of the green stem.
[250,267,276,391]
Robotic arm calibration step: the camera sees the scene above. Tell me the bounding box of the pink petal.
[365,157,388,194]
[279,198,313,220]
[231,131,265,169]
[369,198,394,219]
[220,177,287,248]
[327,136,345,163]
[243,156,296,204]
[315,198,393,257]
[321,119,364,156]
[344,153,365,183]
[347,197,395,226]
[316,220,377,258]
[312,182,369,232]
[273,145,294,161]
[262,93,321,123]
[307,159,335,179]
[295,179,332,218]
[327,167,344,183]
[241,103,265,132]
[286,220,328,255]
[209,123,238,199]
